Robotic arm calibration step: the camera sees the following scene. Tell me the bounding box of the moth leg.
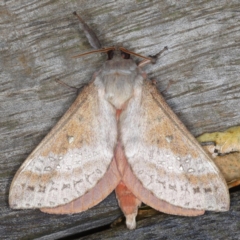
[55,78,86,96]
[73,11,101,49]
[138,46,168,67]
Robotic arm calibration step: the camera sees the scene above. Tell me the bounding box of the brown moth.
[9,12,230,229]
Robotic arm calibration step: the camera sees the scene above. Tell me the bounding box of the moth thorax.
[103,73,137,109]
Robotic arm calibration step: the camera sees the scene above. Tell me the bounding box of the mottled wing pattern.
[121,81,229,212]
[9,82,117,209]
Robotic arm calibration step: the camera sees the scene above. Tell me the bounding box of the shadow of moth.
[9,12,230,229]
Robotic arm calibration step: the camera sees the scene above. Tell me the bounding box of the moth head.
[107,48,130,60]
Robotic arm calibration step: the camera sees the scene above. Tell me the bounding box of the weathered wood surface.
[1,0,240,239]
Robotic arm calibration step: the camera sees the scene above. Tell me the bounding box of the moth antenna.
[72,47,115,59]
[73,11,101,49]
[119,47,152,61]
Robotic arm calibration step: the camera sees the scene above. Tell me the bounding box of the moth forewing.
[9,83,118,209]
[120,81,229,212]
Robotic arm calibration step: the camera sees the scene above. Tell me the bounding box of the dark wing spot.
[27,186,35,191]
[193,187,200,194]
[204,188,212,193]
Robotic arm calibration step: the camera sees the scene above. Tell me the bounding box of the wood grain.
[1,0,240,239]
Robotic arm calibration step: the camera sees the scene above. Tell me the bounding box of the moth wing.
[115,142,204,216]
[41,157,121,214]
[121,81,229,212]
[9,82,118,209]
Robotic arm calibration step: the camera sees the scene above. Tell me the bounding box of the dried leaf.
[198,126,240,154]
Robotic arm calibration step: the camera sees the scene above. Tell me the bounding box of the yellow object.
[197,126,240,154]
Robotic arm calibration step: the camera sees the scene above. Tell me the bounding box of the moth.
[9,12,230,229]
